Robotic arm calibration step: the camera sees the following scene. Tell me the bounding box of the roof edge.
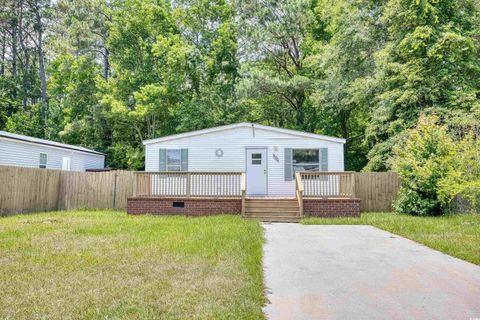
[0,131,105,156]
[143,122,346,145]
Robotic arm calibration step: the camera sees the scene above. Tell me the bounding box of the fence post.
[112,171,118,209]
[351,172,356,197]
[133,172,138,197]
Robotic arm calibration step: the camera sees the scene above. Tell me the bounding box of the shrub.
[438,133,480,213]
[391,115,455,215]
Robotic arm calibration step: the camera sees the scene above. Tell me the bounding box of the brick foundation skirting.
[127,197,242,216]
[303,198,361,218]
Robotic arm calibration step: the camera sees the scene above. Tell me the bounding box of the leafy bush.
[391,115,455,215]
[392,115,480,215]
[438,133,480,213]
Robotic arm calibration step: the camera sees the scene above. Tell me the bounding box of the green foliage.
[5,104,45,137]
[307,0,383,170]
[391,115,455,215]
[392,114,480,216]
[1,0,479,171]
[48,54,108,150]
[438,133,480,212]
[365,0,480,171]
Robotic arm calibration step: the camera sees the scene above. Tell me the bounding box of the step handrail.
[295,172,304,217]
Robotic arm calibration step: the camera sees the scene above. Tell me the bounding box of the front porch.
[127,171,361,221]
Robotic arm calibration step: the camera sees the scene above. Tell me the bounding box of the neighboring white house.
[0,131,105,171]
[143,123,345,196]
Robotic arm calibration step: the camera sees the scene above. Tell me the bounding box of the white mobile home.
[0,131,105,171]
[143,123,345,196]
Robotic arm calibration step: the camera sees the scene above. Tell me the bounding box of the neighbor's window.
[166,149,181,171]
[292,149,319,176]
[39,153,48,169]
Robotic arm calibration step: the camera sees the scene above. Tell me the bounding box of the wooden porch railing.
[300,171,355,198]
[295,172,304,217]
[134,172,244,198]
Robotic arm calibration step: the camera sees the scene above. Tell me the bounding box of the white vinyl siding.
[0,138,104,171]
[145,126,344,196]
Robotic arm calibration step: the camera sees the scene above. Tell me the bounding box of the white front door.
[62,157,71,171]
[246,148,267,195]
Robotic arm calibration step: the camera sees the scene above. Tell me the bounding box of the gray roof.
[0,131,105,156]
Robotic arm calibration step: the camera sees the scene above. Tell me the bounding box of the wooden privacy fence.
[58,170,135,210]
[0,165,401,216]
[0,166,135,216]
[0,166,61,215]
[354,172,401,212]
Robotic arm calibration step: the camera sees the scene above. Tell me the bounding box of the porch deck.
[127,171,360,220]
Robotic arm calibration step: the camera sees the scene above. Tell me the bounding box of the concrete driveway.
[263,224,480,320]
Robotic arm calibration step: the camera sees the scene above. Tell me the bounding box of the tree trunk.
[18,1,29,110]
[11,18,18,78]
[339,111,349,159]
[1,34,5,76]
[103,47,109,80]
[35,6,48,107]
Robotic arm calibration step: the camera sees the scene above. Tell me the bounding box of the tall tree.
[235,0,316,129]
[172,0,240,131]
[364,0,480,171]
[48,0,111,80]
[306,0,385,170]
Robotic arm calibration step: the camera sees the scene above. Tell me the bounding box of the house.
[143,122,345,196]
[129,122,360,221]
[0,131,105,171]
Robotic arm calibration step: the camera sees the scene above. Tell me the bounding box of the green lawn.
[302,212,480,265]
[0,211,265,320]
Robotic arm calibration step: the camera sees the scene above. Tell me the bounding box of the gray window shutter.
[159,149,166,171]
[320,148,328,171]
[284,148,293,181]
[181,149,188,171]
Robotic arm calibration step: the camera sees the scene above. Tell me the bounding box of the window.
[62,157,71,171]
[166,149,181,171]
[251,153,262,165]
[39,153,47,169]
[292,149,319,176]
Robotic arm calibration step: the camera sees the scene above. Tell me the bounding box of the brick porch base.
[127,197,241,216]
[303,198,361,218]
[127,196,360,218]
